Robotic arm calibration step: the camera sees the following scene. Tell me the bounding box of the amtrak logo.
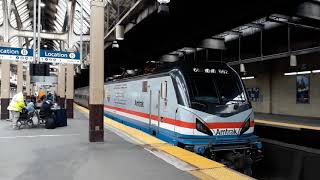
[69,53,76,59]
[21,49,28,56]
[214,129,239,136]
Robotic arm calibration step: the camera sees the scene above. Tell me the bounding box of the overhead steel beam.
[67,0,77,48]
[247,23,264,29]
[227,30,242,36]
[268,16,320,32]
[228,46,320,65]
[104,0,157,48]
[10,29,68,41]
[198,38,226,50]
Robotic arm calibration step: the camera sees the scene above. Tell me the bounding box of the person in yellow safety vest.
[7,92,26,129]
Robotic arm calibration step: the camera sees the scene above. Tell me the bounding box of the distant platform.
[255,113,320,131]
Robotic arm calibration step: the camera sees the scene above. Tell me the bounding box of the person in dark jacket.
[46,93,53,101]
[39,99,53,118]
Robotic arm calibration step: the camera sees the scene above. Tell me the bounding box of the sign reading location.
[0,46,81,64]
[0,47,33,62]
[40,49,80,64]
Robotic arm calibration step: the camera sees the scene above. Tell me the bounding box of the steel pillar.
[66,64,74,118]
[89,0,106,142]
[1,61,10,120]
[26,65,31,100]
[16,62,23,93]
[58,65,66,108]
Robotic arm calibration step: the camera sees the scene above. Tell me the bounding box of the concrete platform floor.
[0,110,195,180]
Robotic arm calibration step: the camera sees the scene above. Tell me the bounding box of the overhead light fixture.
[157,0,170,14]
[43,45,47,48]
[240,63,246,73]
[312,69,320,73]
[284,71,311,76]
[157,0,170,4]
[297,71,311,75]
[241,76,255,80]
[40,2,45,7]
[112,41,119,48]
[115,25,124,40]
[290,55,297,66]
[284,72,297,76]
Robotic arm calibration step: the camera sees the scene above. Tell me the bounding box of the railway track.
[253,125,320,180]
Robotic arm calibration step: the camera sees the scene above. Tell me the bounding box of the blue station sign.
[0,47,33,62]
[39,49,81,64]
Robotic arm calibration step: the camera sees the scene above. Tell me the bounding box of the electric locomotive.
[75,61,262,174]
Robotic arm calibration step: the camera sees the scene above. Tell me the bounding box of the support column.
[58,65,66,108]
[1,62,10,119]
[16,62,23,93]
[66,64,74,118]
[89,0,106,142]
[26,65,31,100]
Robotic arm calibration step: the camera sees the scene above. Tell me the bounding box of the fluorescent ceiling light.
[312,69,320,73]
[241,76,255,80]
[284,72,297,76]
[40,2,45,7]
[284,71,312,76]
[297,71,311,75]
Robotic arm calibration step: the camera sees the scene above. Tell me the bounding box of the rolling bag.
[54,108,67,127]
[45,117,56,129]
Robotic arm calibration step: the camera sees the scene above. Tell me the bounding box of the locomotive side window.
[142,81,148,92]
[161,81,168,99]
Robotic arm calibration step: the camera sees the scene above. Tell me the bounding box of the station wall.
[243,53,320,118]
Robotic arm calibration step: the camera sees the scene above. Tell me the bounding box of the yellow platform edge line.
[255,119,320,131]
[74,103,253,180]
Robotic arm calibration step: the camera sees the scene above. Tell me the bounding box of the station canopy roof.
[0,0,137,50]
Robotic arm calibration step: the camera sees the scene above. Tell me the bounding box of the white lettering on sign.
[45,51,68,58]
[20,49,28,56]
[215,129,238,136]
[0,49,19,55]
[69,53,76,59]
[193,67,228,74]
[218,69,228,74]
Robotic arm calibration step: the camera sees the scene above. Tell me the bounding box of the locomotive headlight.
[196,118,213,136]
[240,119,251,135]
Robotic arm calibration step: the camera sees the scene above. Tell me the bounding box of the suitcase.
[53,108,67,127]
[45,117,56,129]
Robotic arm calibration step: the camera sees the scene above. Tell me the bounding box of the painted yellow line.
[74,103,252,180]
[200,168,255,180]
[255,119,320,131]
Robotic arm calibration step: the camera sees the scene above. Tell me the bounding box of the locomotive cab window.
[161,81,168,99]
[142,81,148,92]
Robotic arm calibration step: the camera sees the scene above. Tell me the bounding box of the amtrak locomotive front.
[75,61,262,174]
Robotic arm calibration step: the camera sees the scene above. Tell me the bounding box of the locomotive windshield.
[189,74,245,105]
[181,64,249,115]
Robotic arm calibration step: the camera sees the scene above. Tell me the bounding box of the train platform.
[255,113,320,131]
[0,104,252,180]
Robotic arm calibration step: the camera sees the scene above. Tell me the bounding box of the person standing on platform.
[7,92,26,129]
